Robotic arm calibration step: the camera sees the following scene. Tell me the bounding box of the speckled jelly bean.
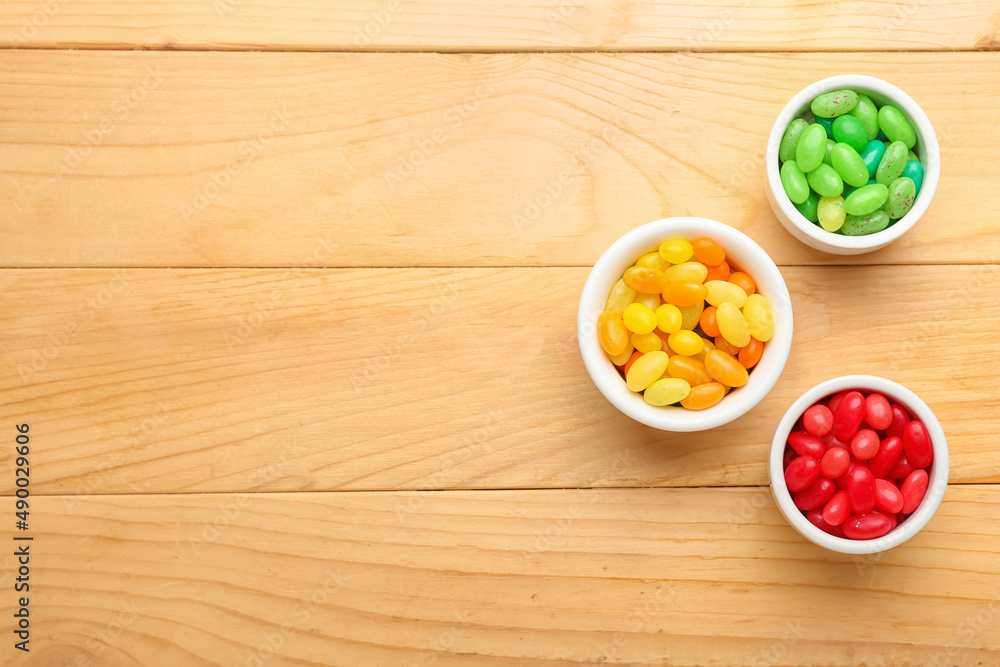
[811,89,859,118]
[849,94,879,141]
[780,161,810,204]
[860,140,886,179]
[817,195,846,232]
[807,163,844,198]
[742,294,774,342]
[884,176,916,219]
[841,209,890,236]
[832,115,868,153]
[830,143,869,188]
[844,183,889,216]
[901,160,924,196]
[625,350,669,392]
[876,140,908,186]
[877,105,916,149]
[643,377,691,406]
[705,280,749,308]
[778,118,809,163]
[796,124,829,173]
[716,302,750,348]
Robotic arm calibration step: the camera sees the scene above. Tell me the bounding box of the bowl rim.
[769,375,949,554]
[577,216,793,432]
[765,74,941,251]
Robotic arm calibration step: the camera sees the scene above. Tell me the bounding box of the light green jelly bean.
[907,149,919,162]
[901,160,924,195]
[876,141,907,186]
[842,210,890,236]
[811,89,859,118]
[807,163,844,198]
[878,105,917,149]
[849,94,879,141]
[794,192,820,222]
[884,176,916,219]
[780,160,809,204]
[832,115,868,153]
[796,124,828,173]
[844,183,889,216]
[831,143,869,188]
[823,139,836,166]
[817,196,846,232]
[779,118,809,163]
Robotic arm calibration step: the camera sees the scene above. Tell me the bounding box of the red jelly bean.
[820,447,850,479]
[901,469,929,513]
[842,512,893,540]
[864,392,893,430]
[836,458,867,490]
[794,477,837,511]
[833,391,866,441]
[803,404,834,437]
[788,431,825,459]
[887,452,915,480]
[822,489,851,526]
[902,420,933,468]
[783,445,797,469]
[850,428,880,460]
[828,391,848,413]
[886,403,911,438]
[871,508,898,531]
[821,431,851,451]
[868,436,903,479]
[784,455,820,492]
[846,466,876,514]
[874,478,904,514]
[807,508,845,538]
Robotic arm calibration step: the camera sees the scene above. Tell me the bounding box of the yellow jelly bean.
[667,355,712,387]
[678,301,704,331]
[626,350,669,392]
[658,239,694,264]
[742,294,775,342]
[643,377,692,406]
[622,303,657,334]
[664,261,708,284]
[680,382,726,410]
[608,344,634,366]
[667,330,704,357]
[693,336,715,362]
[636,251,671,273]
[631,332,662,354]
[704,349,749,388]
[598,310,629,356]
[716,302,751,348]
[704,280,749,308]
[605,279,636,314]
[632,291,660,311]
[654,303,683,334]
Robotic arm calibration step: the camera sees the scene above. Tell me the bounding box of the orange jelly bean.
[622,350,643,377]
[704,349,749,387]
[692,237,726,266]
[699,306,721,338]
[714,335,741,356]
[667,355,712,386]
[704,260,730,282]
[728,271,756,296]
[597,310,629,356]
[623,266,669,294]
[662,282,708,307]
[680,382,727,410]
[738,337,764,369]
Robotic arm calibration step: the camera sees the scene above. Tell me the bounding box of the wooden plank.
[1,1,999,51]
[1,265,995,495]
[0,487,997,665]
[0,50,998,268]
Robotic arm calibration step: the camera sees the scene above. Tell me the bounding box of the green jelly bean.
[793,191,820,222]
[844,183,889,216]
[849,94,879,141]
[815,116,834,139]
[907,149,919,162]
[779,118,809,163]
[780,160,809,204]
[832,115,868,153]
[796,124,828,172]
[817,196,846,232]
[884,176,916,219]
[823,139,836,166]
[878,105,917,149]
[831,143,870,188]
[901,160,924,195]
[807,163,844,198]
[860,140,886,179]
[842,210,891,236]
[811,89,859,118]
[876,141,907,186]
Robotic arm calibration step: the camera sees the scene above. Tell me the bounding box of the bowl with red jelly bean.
[579,217,793,432]
[770,375,949,554]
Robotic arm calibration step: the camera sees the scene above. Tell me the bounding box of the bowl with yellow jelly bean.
[578,217,793,432]
[766,75,940,255]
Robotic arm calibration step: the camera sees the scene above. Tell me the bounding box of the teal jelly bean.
[867,178,877,185]
[815,115,834,139]
[780,160,810,204]
[793,191,820,222]
[811,89,859,118]
[832,115,868,153]
[779,118,809,163]
[849,94,879,141]
[817,196,846,232]
[844,183,889,216]
[831,143,870,188]
[823,139,835,166]
[878,105,917,149]
[796,124,828,173]
[901,160,924,195]
[860,140,886,179]
[884,176,916,219]
[842,210,891,236]
[877,129,888,142]
[876,141,907,186]
[807,163,844,198]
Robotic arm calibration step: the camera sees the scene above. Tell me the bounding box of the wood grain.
[1,265,995,495]
[1,487,997,666]
[1,1,999,51]
[1,50,998,269]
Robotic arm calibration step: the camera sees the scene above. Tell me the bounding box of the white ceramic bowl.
[770,375,949,554]
[765,75,940,255]
[578,217,793,432]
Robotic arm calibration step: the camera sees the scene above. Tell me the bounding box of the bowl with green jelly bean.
[766,75,940,255]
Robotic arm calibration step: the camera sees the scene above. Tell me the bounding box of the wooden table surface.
[2,2,1000,665]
